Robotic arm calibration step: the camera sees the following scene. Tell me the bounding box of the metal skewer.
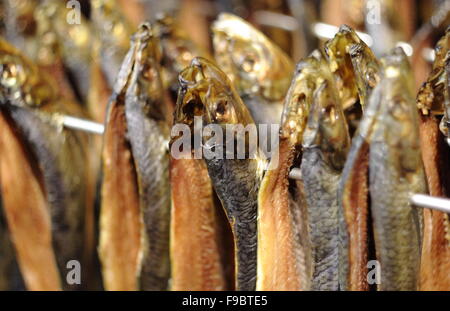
[410,194,450,214]
[61,115,105,135]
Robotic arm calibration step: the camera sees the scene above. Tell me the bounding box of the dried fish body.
[212,13,294,127]
[325,25,380,135]
[257,50,334,291]
[169,157,229,290]
[174,57,264,291]
[369,48,425,290]
[0,39,89,290]
[417,30,450,291]
[300,75,350,291]
[99,23,171,291]
[0,204,25,291]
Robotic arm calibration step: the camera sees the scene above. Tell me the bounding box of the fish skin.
[212,13,294,127]
[256,51,331,291]
[417,27,450,117]
[369,48,425,291]
[325,25,380,136]
[324,25,361,110]
[300,77,350,291]
[348,43,380,110]
[0,39,88,290]
[169,158,228,291]
[337,46,382,291]
[124,24,171,291]
[0,202,25,291]
[99,23,171,291]
[417,34,450,290]
[174,57,263,291]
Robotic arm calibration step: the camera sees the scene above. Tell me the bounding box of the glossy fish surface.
[0,38,89,290]
[256,50,335,291]
[174,57,264,291]
[369,48,425,290]
[99,23,171,291]
[300,67,350,291]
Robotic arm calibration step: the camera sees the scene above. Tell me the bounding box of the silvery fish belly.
[174,57,264,291]
[369,48,426,291]
[99,23,170,291]
[212,13,294,129]
[0,38,88,290]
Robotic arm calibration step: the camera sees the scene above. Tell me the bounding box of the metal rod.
[61,115,105,135]
[410,194,450,214]
[61,116,450,213]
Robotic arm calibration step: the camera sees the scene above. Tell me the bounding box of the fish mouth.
[174,57,253,130]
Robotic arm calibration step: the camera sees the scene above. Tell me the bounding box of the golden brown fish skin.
[0,197,25,290]
[418,114,450,290]
[325,25,380,136]
[100,23,171,291]
[257,51,330,291]
[174,57,263,291]
[170,157,228,291]
[91,0,134,88]
[369,48,425,291]
[417,38,450,291]
[324,25,361,110]
[0,39,88,290]
[348,43,380,110]
[417,27,450,116]
[211,13,294,127]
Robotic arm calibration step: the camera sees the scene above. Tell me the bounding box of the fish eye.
[216,100,227,115]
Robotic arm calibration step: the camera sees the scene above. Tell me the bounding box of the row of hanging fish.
[0,0,449,291]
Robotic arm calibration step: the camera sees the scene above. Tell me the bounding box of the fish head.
[303,79,350,170]
[0,38,54,107]
[281,50,332,147]
[348,42,380,107]
[174,56,254,129]
[212,13,293,102]
[417,27,450,115]
[124,22,167,121]
[325,24,362,109]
